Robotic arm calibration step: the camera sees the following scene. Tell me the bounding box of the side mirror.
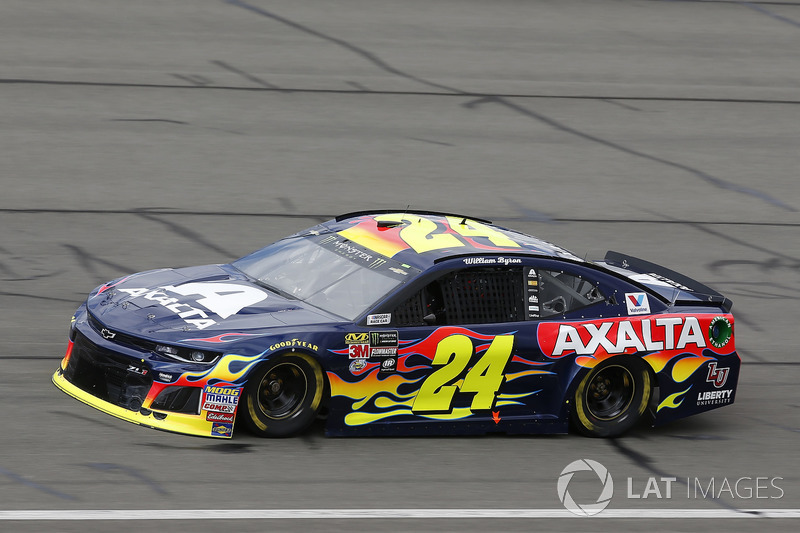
[423,313,437,325]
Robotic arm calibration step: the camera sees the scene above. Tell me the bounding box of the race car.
[53,211,740,439]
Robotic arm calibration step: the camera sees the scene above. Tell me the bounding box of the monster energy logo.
[369,258,387,269]
[369,330,398,347]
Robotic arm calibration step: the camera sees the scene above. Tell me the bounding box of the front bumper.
[52,324,246,439]
[52,368,227,437]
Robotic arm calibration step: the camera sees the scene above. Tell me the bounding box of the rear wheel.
[243,353,324,437]
[571,357,652,438]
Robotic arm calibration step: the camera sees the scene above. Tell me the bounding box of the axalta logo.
[541,316,706,357]
[117,282,267,330]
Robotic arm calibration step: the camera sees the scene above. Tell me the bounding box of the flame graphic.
[657,386,692,412]
[505,369,553,382]
[181,352,265,386]
[672,355,714,383]
[642,351,677,373]
[328,370,423,411]
[332,327,550,428]
[495,389,542,407]
[183,333,261,343]
[575,352,616,369]
[345,407,477,426]
[143,352,265,408]
[95,274,134,296]
[398,327,504,361]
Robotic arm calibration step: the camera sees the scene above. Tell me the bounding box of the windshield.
[232,234,418,320]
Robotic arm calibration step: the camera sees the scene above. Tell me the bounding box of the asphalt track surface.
[2,0,799,531]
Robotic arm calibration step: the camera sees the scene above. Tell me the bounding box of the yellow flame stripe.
[419,407,475,421]
[329,372,423,410]
[672,356,713,383]
[505,370,552,382]
[657,387,692,412]
[183,353,263,384]
[497,391,540,400]
[345,409,414,426]
[374,396,415,409]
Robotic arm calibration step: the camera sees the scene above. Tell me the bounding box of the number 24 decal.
[412,334,514,413]
[375,214,520,254]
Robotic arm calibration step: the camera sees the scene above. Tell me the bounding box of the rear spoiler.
[602,251,733,312]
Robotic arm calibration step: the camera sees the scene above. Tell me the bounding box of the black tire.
[571,356,652,438]
[243,353,325,437]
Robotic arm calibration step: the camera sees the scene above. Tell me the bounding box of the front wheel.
[571,357,652,438]
[243,353,324,437]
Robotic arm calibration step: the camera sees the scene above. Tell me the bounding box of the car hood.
[86,264,339,339]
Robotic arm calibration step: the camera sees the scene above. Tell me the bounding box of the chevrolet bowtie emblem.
[101,328,116,340]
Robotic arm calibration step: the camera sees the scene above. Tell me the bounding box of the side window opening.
[538,270,605,317]
[393,267,524,326]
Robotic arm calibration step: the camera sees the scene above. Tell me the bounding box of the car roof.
[311,211,583,271]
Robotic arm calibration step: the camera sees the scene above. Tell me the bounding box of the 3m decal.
[412,334,514,413]
[348,344,370,359]
[625,292,650,315]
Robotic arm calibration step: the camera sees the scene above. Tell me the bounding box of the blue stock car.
[53,211,740,438]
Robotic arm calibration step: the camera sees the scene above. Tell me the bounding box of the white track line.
[0,509,799,520]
